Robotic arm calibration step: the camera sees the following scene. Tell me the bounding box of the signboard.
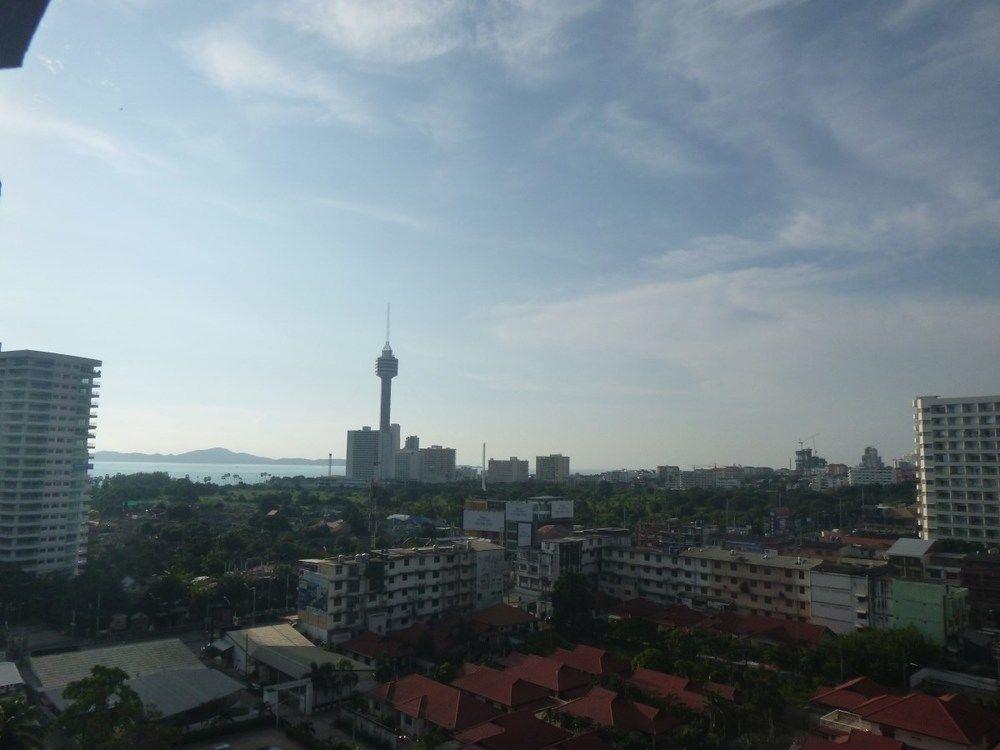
[463,509,505,533]
[549,499,574,519]
[505,501,533,522]
[517,522,533,547]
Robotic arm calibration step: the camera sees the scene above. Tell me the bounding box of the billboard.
[549,499,574,519]
[517,522,533,547]
[505,501,533,522]
[463,509,505,533]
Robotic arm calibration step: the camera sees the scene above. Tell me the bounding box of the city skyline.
[2,1,998,469]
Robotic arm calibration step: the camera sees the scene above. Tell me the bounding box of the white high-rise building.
[914,395,1000,543]
[346,426,379,481]
[0,349,101,574]
[535,454,570,483]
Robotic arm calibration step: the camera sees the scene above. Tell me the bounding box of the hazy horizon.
[3,1,998,470]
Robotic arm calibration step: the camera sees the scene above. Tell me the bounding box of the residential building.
[913,395,1000,543]
[554,687,678,739]
[419,445,456,483]
[636,519,718,550]
[889,579,968,645]
[809,562,891,634]
[346,426,380,482]
[961,551,1000,626]
[297,539,505,643]
[656,465,681,489]
[488,457,529,483]
[850,448,896,486]
[393,446,421,481]
[796,448,828,473]
[627,668,736,714]
[450,663,553,712]
[535,454,570,483]
[463,496,575,554]
[600,546,820,620]
[812,678,1000,750]
[366,674,501,739]
[0,348,101,574]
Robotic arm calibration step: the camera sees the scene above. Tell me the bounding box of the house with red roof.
[708,612,832,647]
[800,730,903,750]
[554,686,680,738]
[500,652,592,698]
[550,644,630,676]
[810,678,1000,750]
[340,630,411,667]
[653,603,707,630]
[453,709,571,750]
[367,673,501,739]
[627,667,736,713]
[452,663,554,712]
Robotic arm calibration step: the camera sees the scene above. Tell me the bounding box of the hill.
[93,447,342,465]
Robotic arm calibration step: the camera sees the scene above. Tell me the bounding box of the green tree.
[551,572,594,636]
[58,666,144,748]
[0,695,44,749]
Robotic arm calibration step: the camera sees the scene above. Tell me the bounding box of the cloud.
[36,54,63,74]
[0,94,169,172]
[314,197,433,231]
[182,26,373,126]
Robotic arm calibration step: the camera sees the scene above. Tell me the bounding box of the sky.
[1,0,998,470]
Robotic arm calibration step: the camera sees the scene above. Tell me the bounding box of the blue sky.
[1,0,998,469]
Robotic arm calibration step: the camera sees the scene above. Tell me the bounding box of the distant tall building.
[0,348,100,574]
[419,445,456,483]
[914,395,1000,543]
[535,454,570,483]
[860,446,884,469]
[346,426,379,481]
[375,327,398,481]
[487,457,529,483]
[849,446,894,486]
[403,435,419,451]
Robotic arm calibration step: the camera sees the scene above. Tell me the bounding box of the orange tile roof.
[801,730,903,750]
[856,692,1000,746]
[627,667,735,713]
[555,686,680,736]
[454,710,570,750]
[811,677,893,711]
[501,652,592,695]
[369,674,502,731]
[471,603,536,629]
[451,663,552,709]
[551,645,629,676]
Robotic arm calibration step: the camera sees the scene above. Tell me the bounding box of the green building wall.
[890,579,969,644]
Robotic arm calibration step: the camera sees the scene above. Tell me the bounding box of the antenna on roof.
[385,303,391,345]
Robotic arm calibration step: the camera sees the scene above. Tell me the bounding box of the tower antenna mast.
[385,303,391,345]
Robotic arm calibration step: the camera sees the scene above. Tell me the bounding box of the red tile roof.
[452,663,553,710]
[711,613,831,646]
[454,710,570,750]
[501,652,592,695]
[855,692,1000,746]
[369,674,501,731]
[610,598,669,621]
[471,603,536,629]
[341,630,408,661]
[551,645,630,676]
[546,731,613,750]
[653,604,707,629]
[811,678,893,712]
[555,686,680,736]
[801,730,903,750]
[627,668,735,713]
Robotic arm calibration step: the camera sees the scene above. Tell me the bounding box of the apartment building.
[462,496,575,554]
[810,562,893,634]
[535,454,570,483]
[513,528,631,615]
[297,539,504,643]
[914,395,1000,543]
[487,457,529,483]
[599,547,821,621]
[0,348,101,574]
[346,427,380,482]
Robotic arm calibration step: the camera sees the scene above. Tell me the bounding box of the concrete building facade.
[535,454,570,483]
[487,457,529,483]
[346,426,379,482]
[0,349,100,574]
[914,395,1000,543]
[297,539,504,643]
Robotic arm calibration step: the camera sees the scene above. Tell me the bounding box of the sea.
[91,461,345,484]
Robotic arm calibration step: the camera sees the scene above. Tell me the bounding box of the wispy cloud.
[181,26,373,127]
[0,94,169,173]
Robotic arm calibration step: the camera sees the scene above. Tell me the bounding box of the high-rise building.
[403,435,419,451]
[487,457,528,483]
[0,348,100,574]
[418,445,456,483]
[914,395,1000,543]
[535,454,570,483]
[346,426,379,481]
[375,333,398,481]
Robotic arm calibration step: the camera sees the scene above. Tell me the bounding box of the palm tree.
[0,695,44,749]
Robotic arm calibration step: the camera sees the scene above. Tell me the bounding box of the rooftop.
[683,546,822,568]
[369,673,501,731]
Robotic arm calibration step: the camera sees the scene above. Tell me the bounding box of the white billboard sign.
[549,499,574,519]
[517,522,533,547]
[463,509,505,533]
[505,501,533,522]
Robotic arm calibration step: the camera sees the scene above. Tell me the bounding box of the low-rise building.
[889,579,968,645]
[366,673,501,740]
[809,563,892,634]
[297,539,505,643]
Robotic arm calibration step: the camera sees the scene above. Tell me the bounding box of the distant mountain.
[93,447,343,466]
